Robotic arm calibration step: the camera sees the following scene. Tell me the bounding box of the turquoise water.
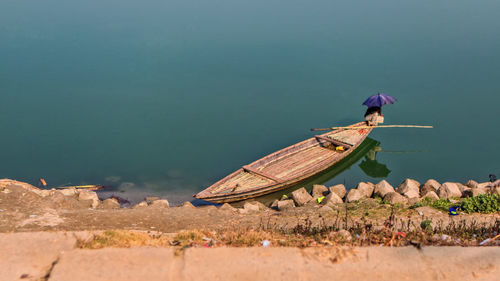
[1,0,499,204]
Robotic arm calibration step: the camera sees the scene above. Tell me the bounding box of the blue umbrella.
[363,93,396,107]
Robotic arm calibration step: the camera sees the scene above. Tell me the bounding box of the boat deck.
[196,122,371,201]
[260,145,338,180]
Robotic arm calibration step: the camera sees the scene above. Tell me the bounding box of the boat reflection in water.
[358,145,390,178]
[237,137,390,206]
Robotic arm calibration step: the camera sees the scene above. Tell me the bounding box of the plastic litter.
[261,240,271,247]
[441,234,450,240]
[335,146,345,151]
[479,238,491,246]
[316,196,325,204]
[0,209,3,212]
[448,206,459,216]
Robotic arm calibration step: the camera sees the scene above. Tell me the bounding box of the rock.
[149,199,170,208]
[49,192,84,209]
[437,182,462,199]
[422,191,439,201]
[346,189,363,202]
[463,187,487,197]
[249,201,267,211]
[465,180,479,189]
[407,197,421,206]
[335,230,352,241]
[182,201,195,208]
[456,183,468,193]
[311,184,328,198]
[328,184,346,199]
[291,187,312,206]
[356,182,374,198]
[396,179,420,199]
[323,192,343,205]
[58,188,78,197]
[420,179,440,196]
[318,205,333,214]
[1,188,11,194]
[374,180,394,198]
[277,200,295,211]
[383,192,408,205]
[201,205,217,211]
[219,203,237,211]
[100,198,121,209]
[270,200,279,209]
[132,201,148,209]
[78,190,100,208]
[243,202,260,212]
[478,182,492,189]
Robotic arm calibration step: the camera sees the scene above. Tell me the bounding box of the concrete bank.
[1,232,499,281]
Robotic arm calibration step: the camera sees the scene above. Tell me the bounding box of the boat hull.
[194,122,372,203]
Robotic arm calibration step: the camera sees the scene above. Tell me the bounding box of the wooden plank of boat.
[314,135,352,149]
[194,122,372,203]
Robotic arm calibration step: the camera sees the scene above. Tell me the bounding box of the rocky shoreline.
[2,178,498,212]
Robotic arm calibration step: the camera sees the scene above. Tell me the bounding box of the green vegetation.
[411,194,500,214]
[410,197,455,212]
[461,194,500,214]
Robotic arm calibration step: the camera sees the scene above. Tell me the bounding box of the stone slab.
[0,232,76,281]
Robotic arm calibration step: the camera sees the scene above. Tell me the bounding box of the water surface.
[1,0,499,204]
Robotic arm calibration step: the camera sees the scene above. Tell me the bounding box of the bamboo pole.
[311,125,433,131]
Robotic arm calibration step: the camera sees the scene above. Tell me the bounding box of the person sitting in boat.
[364,106,384,126]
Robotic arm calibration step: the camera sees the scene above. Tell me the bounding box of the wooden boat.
[194,122,373,203]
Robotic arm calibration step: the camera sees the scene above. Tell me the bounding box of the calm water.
[1,0,499,204]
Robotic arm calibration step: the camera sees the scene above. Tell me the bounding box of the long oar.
[311,125,433,131]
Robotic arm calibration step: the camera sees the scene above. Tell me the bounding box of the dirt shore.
[1,179,499,281]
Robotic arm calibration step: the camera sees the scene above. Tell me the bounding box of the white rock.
[437,182,462,199]
[420,179,440,196]
[243,202,260,212]
[329,184,346,199]
[219,203,237,211]
[58,189,77,197]
[383,192,408,204]
[149,199,170,208]
[422,191,439,201]
[311,184,328,199]
[346,189,363,202]
[374,180,394,198]
[277,200,295,211]
[465,180,478,189]
[132,201,148,209]
[291,187,313,206]
[323,192,343,205]
[357,182,374,198]
[396,179,420,199]
[78,190,99,208]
